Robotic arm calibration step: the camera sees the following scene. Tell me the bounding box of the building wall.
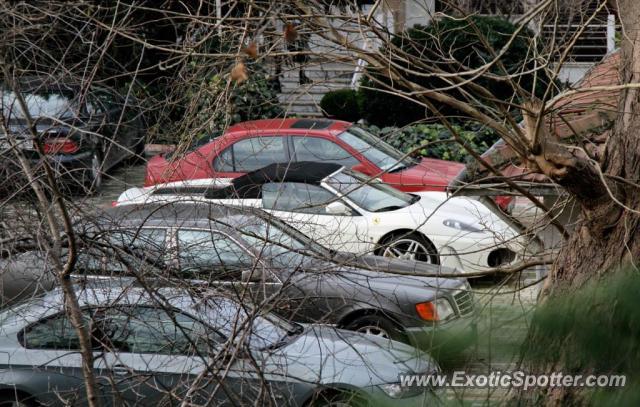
[403,0,433,28]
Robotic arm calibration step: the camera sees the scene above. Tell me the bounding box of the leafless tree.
[1,0,635,405]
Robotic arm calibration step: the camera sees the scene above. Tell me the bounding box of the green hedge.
[365,122,499,163]
[320,88,361,122]
[359,15,555,127]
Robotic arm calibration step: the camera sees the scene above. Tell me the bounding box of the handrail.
[350,38,371,90]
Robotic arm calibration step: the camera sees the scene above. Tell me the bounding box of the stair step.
[281,70,354,81]
[278,93,325,104]
[281,105,324,116]
[280,97,322,106]
[279,87,352,96]
[272,29,368,119]
[281,79,352,88]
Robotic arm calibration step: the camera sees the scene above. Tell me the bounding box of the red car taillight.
[42,137,79,154]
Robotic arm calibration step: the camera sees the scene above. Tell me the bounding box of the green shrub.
[320,88,361,122]
[189,60,284,137]
[226,62,284,124]
[364,121,499,163]
[359,16,556,127]
[521,270,640,405]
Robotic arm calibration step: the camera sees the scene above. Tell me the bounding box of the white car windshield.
[337,126,416,172]
[326,170,417,212]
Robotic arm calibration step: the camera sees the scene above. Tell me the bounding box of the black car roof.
[205,161,342,200]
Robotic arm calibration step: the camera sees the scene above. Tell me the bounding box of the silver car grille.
[453,290,475,316]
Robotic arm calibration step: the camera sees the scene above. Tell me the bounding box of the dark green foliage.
[175,60,283,144]
[358,77,427,127]
[365,122,499,163]
[521,270,640,405]
[359,15,556,127]
[320,89,361,122]
[226,63,284,124]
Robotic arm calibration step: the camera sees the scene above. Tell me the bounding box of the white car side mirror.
[326,201,350,215]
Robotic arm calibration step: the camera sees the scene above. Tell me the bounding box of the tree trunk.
[545,0,640,294]
[521,2,640,405]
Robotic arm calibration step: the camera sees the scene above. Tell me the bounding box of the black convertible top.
[205,161,342,199]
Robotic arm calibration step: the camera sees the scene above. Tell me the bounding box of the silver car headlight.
[379,382,424,398]
[443,219,483,233]
[434,298,455,321]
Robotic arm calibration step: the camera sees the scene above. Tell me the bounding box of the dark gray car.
[0,77,145,192]
[1,203,476,356]
[0,282,440,406]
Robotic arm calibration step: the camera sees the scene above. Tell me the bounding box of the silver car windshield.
[337,126,416,172]
[237,221,321,269]
[326,170,416,213]
[209,298,301,350]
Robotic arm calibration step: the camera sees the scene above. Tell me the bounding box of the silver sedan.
[0,282,440,406]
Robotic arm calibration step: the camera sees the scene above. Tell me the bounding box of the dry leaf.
[242,41,258,59]
[284,23,298,43]
[230,62,249,84]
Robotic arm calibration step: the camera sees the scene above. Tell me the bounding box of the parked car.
[0,77,145,192]
[1,202,476,355]
[0,282,441,406]
[144,118,464,192]
[119,162,525,274]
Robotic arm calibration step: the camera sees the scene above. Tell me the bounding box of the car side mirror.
[351,163,374,176]
[326,201,350,215]
[241,268,264,282]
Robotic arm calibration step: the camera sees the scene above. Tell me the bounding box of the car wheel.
[380,233,439,264]
[346,315,407,343]
[86,149,103,193]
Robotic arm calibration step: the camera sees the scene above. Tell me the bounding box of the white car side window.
[261,182,336,214]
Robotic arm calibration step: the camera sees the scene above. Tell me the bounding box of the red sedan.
[145,118,465,193]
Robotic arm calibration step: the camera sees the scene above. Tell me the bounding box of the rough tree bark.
[518,1,640,405]
[536,0,640,295]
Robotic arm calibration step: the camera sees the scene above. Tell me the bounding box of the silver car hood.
[260,325,436,387]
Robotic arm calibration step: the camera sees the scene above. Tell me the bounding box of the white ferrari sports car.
[116,162,527,274]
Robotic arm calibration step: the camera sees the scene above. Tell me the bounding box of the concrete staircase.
[277,33,362,118]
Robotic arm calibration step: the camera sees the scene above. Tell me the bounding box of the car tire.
[345,314,408,343]
[379,232,439,264]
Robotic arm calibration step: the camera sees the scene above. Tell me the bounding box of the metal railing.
[542,14,617,62]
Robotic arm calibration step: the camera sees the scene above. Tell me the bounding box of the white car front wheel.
[380,233,439,264]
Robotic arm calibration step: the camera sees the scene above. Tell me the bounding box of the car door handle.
[111,365,130,377]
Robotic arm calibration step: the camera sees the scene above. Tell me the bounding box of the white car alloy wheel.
[381,237,437,264]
